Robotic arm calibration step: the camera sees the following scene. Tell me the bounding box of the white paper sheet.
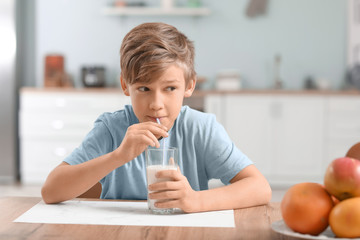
[14,200,235,228]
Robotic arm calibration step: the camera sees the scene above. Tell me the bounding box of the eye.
[138,86,150,92]
[166,86,176,91]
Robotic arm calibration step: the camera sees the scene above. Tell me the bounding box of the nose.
[149,91,164,111]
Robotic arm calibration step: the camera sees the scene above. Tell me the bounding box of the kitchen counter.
[193,89,360,96]
[20,87,360,96]
[19,87,360,186]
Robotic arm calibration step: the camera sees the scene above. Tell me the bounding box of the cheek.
[166,97,184,123]
[130,95,146,121]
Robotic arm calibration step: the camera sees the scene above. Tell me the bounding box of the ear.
[120,76,130,96]
[184,78,196,98]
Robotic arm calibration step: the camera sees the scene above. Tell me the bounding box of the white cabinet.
[204,94,226,126]
[269,97,325,182]
[324,96,360,167]
[19,89,131,184]
[223,95,325,185]
[205,93,360,187]
[224,95,273,177]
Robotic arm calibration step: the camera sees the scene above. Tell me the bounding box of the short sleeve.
[203,115,253,184]
[63,118,113,166]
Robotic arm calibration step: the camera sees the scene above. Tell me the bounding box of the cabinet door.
[224,95,273,176]
[21,139,83,184]
[271,96,325,181]
[204,94,226,126]
[325,96,360,167]
[19,90,131,184]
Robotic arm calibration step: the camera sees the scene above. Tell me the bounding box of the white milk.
[146,165,177,210]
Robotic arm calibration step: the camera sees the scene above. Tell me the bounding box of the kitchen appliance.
[44,54,64,87]
[44,54,73,88]
[215,70,242,90]
[81,66,106,87]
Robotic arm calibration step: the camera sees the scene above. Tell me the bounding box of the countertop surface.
[20,87,360,96]
[0,196,285,240]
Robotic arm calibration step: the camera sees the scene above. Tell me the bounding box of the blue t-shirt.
[64,105,253,200]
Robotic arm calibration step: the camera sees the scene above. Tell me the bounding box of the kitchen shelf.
[102,6,211,16]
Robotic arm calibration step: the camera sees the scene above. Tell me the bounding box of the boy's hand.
[116,122,168,163]
[148,169,200,213]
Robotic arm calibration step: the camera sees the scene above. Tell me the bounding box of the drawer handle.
[51,120,64,130]
[54,147,67,157]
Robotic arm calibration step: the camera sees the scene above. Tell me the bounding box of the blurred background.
[1,0,359,200]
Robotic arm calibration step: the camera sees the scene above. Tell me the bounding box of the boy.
[41,22,271,213]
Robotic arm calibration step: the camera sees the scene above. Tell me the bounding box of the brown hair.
[120,22,196,85]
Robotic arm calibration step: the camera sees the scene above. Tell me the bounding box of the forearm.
[196,176,272,212]
[41,150,124,204]
[150,165,272,213]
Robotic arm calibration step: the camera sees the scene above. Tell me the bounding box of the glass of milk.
[146,146,178,214]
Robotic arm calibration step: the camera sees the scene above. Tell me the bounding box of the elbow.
[264,183,272,204]
[261,179,272,205]
[41,164,68,204]
[41,185,52,204]
[41,184,59,204]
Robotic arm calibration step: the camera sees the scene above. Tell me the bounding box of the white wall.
[35,0,347,89]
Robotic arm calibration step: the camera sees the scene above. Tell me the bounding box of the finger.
[154,128,169,139]
[140,130,160,148]
[169,157,175,166]
[140,124,169,140]
[136,135,156,148]
[154,199,179,209]
[154,121,168,132]
[149,181,180,192]
[131,122,168,135]
[149,122,169,135]
[135,130,158,148]
[156,169,183,181]
[142,121,168,132]
[149,190,179,200]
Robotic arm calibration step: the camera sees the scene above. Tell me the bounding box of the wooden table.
[0,197,289,240]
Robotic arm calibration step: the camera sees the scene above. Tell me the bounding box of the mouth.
[148,116,164,123]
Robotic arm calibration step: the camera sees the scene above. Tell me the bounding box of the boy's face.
[121,65,195,130]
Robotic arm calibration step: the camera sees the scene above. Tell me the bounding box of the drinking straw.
[156,118,166,166]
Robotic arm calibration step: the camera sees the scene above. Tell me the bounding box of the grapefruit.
[281,182,334,235]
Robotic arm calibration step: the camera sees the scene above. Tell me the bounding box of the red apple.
[324,157,360,200]
[346,142,360,160]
